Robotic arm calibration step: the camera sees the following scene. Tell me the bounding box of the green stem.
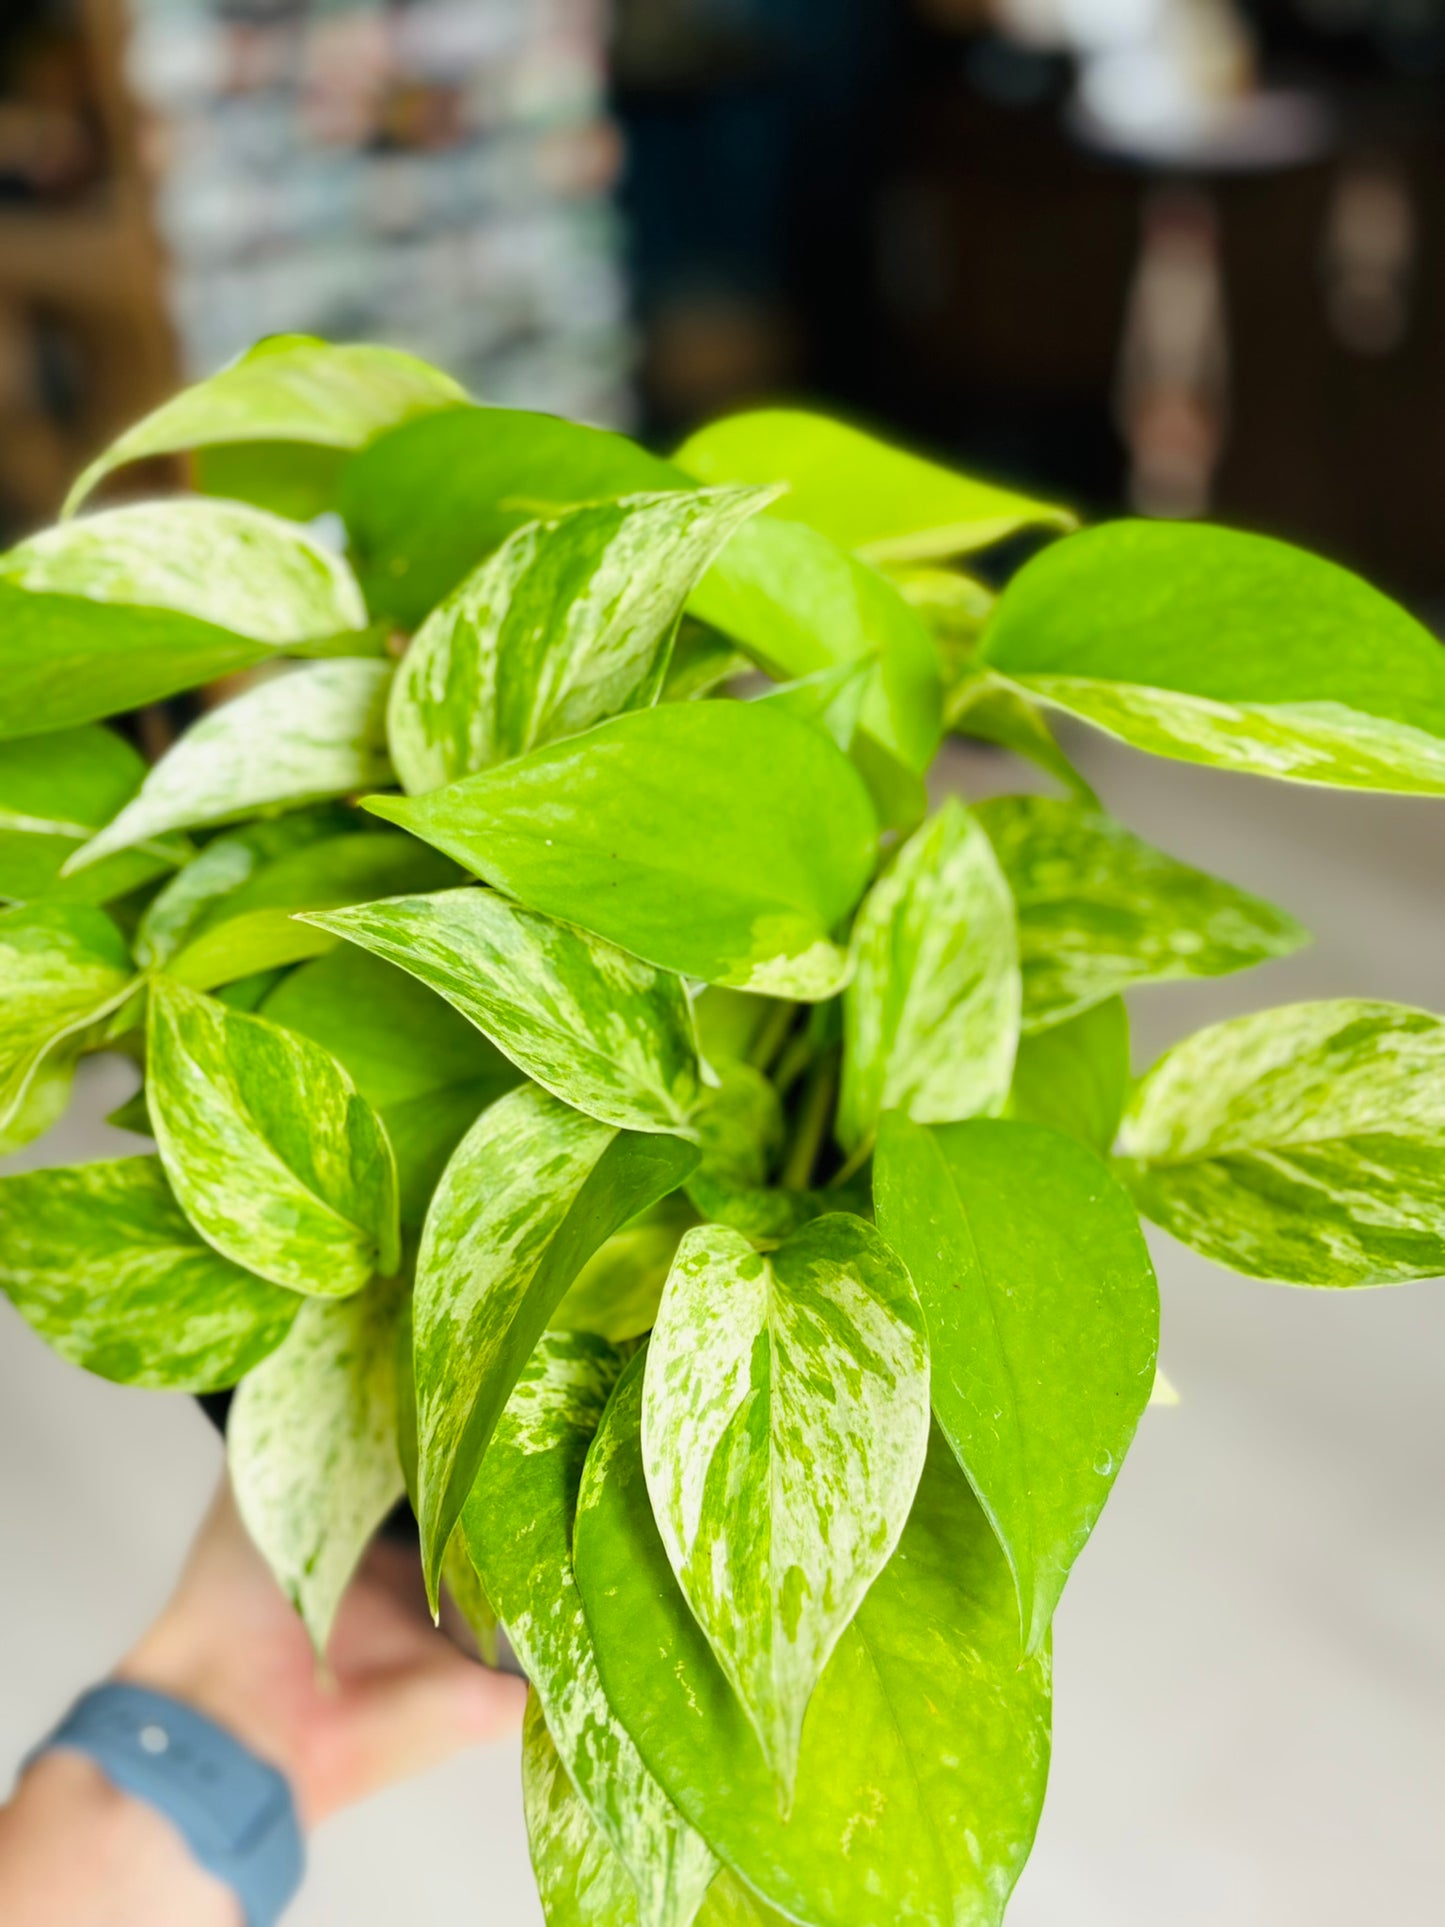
[747,998,798,1075]
[781,1056,837,1192]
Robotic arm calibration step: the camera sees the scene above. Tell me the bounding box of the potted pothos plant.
[2,335,1444,1927]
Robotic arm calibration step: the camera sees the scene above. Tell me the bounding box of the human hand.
[119,1482,526,1827]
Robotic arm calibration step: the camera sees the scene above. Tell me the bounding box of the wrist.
[1,1749,240,1926]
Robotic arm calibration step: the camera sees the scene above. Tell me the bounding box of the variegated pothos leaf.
[230,1272,407,1653]
[303,887,703,1135]
[1117,1000,1445,1285]
[641,1215,931,1797]
[388,486,773,794]
[146,976,400,1296]
[463,1331,716,1927]
[413,1083,697,1605]
[0,902,134,1131]
[838,798,1020,1154]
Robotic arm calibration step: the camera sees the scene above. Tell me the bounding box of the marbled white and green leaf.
[303,887,703,1135]
[0,902,134,1133]
[641,1215,930,1797]
[1117,1000,1445,1285]
[0,1156,297,1389]
[146,976,400,1296]
[230,1272,407,1653]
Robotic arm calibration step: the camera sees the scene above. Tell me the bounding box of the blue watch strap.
[30,1682,305,1926]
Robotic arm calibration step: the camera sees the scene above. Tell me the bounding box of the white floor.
[3,730,1442,1926]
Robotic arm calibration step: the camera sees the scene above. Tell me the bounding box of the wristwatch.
[29,1681,305,1926]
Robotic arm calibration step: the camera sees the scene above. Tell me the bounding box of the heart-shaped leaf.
[675,408,1073,560]
[67,661,394,871]
[146,976,400,1295]
[0,1155,298,1389]
[576,1360,1052,1927]
[462,1330,716,1927]
[230,1272,407,1654]
[874,1114,1158,1654]
[0,903,133,1132]
[983,521,1445,794]
[839,798,1020,1154]
[303,887,703,1135]
[413,1082,697,1604]
[365,702,878,1001]
[642,1214,930,1797]
[65,334,466,515]
[1116,1000,1445,1284]
[975,793,1308,1028]
[388,486,772,794]
[0,499,369,736]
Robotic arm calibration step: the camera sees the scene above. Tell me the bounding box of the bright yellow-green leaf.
[0,902,134,1133]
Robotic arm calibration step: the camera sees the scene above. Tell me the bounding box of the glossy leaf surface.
[65,334,465,513]
[642,1215,930,1794]
[147,977,400,1295]
[576,1362,1053,1927]
[1117,1000,1445,1285]
[366,702,878,1000]
[976,793,1307,1028]
[68,662,394,870]
[0,1155,297,1388]
[688,515,942,773]
[551,1197,696,1343]
[0,903,133,1130]
[984,521,1445,793]
[413,1083,696,1601]
[0,499,368,735]
[874,1115,1158,1653]
[1006,996,1130,1156]
[389,487,771,794]
[839,798,1020,1153]
[230,1273,406,1653]
[304,887,703,1134]
[676,408,1073,560]
[463,1331,716,1927]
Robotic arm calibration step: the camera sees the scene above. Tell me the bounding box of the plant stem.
[781,1055,837,1192]
[747,998,797,1075]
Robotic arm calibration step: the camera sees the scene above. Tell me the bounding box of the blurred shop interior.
[3,0,1445,607]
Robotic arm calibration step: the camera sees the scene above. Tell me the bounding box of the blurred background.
[2,2,1443,1922]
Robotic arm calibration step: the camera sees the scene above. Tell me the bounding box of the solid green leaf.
[463,1330,716,1927]
[675,408,1074,561]
[365,702,878,1000]
[388,487,773,795]
[950,670,1098,802]
[64,334,466,515]
[146,976,400,1295]
[874,1114,1158,1654]
[1006,996,1130,1156]
[0,499,369,736]
[688,516,943,774]
[983,521,1445,794]
[303,887,703,1135]
[0,1050,79,1156]
[0,902,134,1132]
[576,1359,1052,1927]
[134,806,356,967]
[642,1214,930,1795]
[162,833,460,990]
[0,1155,298,1389]
[1116,1000,1445,1285]
[66,661,394,871]
[413,1082,697,1603]
[550,1196,697,1343]
[976,793,1308,1029]
[838,798,1020,1155]
[0,725,187,906]
[230,1272,406,1654]
[754,660,873,751]
[341,405,677,626]
[660,624,749,704]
